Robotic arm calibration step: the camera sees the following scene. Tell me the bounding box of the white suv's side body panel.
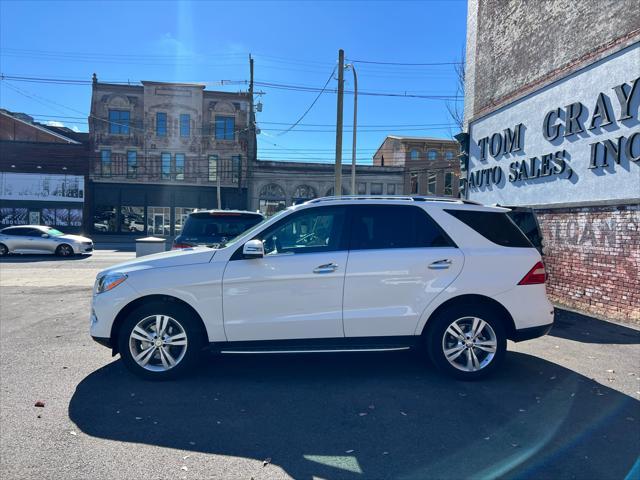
[222,251,348,341]
[343,247,464,337]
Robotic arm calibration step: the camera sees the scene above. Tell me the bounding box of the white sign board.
[467,44,640,207]
[0,172,84,203]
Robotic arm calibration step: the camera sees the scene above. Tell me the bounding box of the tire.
[426,304,507,380]
[117,301,205,380]
[0,243,8,256]
[55,244,74,257]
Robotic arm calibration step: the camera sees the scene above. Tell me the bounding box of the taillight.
[518,261,546,285]
[172,243,192,250]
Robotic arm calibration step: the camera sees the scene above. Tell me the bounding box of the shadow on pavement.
[0,254,90,263]
[550,308,640,345]
[69,351,640,479]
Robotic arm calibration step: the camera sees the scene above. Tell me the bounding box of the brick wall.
[536,204,640,324]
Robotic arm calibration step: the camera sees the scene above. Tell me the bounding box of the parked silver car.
[0,225,93,257]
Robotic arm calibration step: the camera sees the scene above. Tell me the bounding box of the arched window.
[410,149,420,161]
[292,184,317,205]
[258,183,286,215]
[445,151,455,161]
[427,150,438,161]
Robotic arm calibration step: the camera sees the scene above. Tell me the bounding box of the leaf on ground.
[263,457,271,467]
[34,401,45,408]
[345,449,354,453]
[400,411,407,416]
[69,431,77,436]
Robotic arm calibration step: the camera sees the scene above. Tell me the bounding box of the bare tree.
[446,51,465,133]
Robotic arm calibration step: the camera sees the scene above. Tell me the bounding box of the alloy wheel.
[441,316,498,372]
[128,315,188,372]
[57,244,73,256]
[0,244,7,256]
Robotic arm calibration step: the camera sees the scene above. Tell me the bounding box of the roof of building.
[0,110,81,144]
[373,135,458,158]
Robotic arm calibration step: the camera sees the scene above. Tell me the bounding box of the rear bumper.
[511,322,553,342]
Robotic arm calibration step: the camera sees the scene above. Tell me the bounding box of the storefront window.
[357,182,367,195]
[444,172,454,196]
[371,183,383,195]
[42,208,56,225]
[292,184,317,205]
[258,183,286,215]
[427,172,437,194]
[93,205,117,232]
[55,209,69,226]
[147,206,170,236]
[410,173,419,194]
[174,207,196,234]
[387,184,396,195]
[0,207,28,225]
[69,209,82,227]
[120,206,144,233]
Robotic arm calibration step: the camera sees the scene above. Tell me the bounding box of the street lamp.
[345,63,358,195]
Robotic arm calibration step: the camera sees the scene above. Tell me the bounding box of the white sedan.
[0,225,93,256]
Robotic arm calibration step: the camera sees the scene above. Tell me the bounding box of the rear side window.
[349,205,455,250]
[445,209,533,248]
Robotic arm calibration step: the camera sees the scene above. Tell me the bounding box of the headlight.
[95,273,127,294]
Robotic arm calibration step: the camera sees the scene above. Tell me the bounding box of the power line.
[348,58,463,66]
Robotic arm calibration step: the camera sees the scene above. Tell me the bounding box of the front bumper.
[511,322,553,342]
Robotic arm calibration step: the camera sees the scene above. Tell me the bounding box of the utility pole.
[247,54,255,209]
[348,63,358,195]
[334,49,344,197]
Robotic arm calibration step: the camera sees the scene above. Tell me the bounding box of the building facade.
[462,0,640,323]
[0,110,90,233]
[372,135,460,197]
[89,77,255,236]
[248,160,404,215]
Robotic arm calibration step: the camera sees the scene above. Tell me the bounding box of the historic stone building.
[372,135,460,197]
[248,160,404,215]
[88,76,255,236]
[461,0,639,323]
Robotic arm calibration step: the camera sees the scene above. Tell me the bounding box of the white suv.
[90,196,554,380]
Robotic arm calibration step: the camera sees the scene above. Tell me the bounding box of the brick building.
[89,76,255,236]
[461,0,639,323]
[372,135,460,197]
[0,110,90,232]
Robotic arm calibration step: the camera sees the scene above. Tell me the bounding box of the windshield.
[180,215,263,245]
[45,228,64,237]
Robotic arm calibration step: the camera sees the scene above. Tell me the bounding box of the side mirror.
[242,239,264,259]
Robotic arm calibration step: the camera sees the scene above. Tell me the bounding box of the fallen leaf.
[549,376,557,380]
[135,417,142,420]
[400,411,407,416]
[358,412,367,417]
[69,431,77,436]
[511,443,519,448]
[183,455,191,460]
[383,451,389,455]
[180,466,188,471]
[263,457,271,467]
[518,409,526,412]
[345,449,354,453]
[458,392,467,397]
[189,441,196,446]
[34,401,45,408]
[484,436,491,440]
[606,369,615,373]
[37,414,42,419]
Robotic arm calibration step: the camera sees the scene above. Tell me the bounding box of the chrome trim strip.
[220,346,411,354]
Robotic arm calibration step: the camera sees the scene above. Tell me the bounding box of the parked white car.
[90,196,554,380]
[0,225,93,256]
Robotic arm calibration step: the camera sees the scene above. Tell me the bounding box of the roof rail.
[307,195,483,205]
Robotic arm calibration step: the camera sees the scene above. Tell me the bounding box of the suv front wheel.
[426,304,507,380]
[118,302,204,380]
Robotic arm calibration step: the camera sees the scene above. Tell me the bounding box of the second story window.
[410,149,420,161]
[427,149,438,161]
[161,152,171,179]
[175,153,185,181]
[180,114,190,137]
[108,110,129,134]
[215,116,235,140]
[101,150,111,177]
[127,151,137,178]
[445,151,455,161]
[156,112,167,137]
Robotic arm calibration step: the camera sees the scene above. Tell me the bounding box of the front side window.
[180,114,190,137]
[427,172,437,194]
[258,206,347,255]
[161,152,171,179]
[108,110,130,134]
[349,205,454,250]
[208,155,218,182]
[127,151,137,178]
[215,116,235,140]
[101,150,111,177]
[427,149,438,161]
[156,112,167,137]
[175,153,185,181]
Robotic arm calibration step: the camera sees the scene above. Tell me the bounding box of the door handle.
[313,262,338,274]
[429,259,452,270]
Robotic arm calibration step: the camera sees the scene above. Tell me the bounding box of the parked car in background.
[90,196,554,381]
[0,225,93,256]
[172,210,264,249]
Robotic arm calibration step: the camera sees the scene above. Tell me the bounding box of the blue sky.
[0,0,467,164]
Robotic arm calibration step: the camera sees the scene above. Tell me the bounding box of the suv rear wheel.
[118,302,204,380]
[426,304,507,380]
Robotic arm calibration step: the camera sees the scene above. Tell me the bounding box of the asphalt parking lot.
[0,250,639,480]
